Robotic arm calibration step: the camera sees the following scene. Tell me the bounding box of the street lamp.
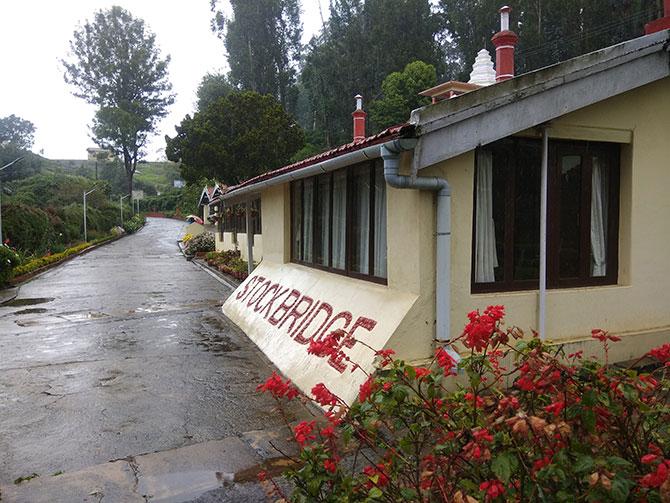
[83,185,99,242]
[0,157,23,245]
[120,194,130,225]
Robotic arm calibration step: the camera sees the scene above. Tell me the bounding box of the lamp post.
[120,194,130,226]
[0,157,23,245]
[83,186,98,242]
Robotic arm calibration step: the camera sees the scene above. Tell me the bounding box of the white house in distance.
[215,6,670,404]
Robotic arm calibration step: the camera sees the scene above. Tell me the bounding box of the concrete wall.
[214,231,263,263]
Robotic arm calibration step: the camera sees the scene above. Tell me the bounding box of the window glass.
[291,181,302,261]
[332,170,347,270]
[302,178,314,263]
[559,155,582,279]
[350,165,371,274]
[513,142,541,281]
[315,174,331,266]
[373,164,387,278]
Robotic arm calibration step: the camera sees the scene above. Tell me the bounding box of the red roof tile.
[224,123,414,196]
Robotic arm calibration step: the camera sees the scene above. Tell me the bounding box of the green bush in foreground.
[0,245,21,285]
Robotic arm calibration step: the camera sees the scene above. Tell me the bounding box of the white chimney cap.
[354,94,363,110]
[499,6,511,31]
[468,49,496,87]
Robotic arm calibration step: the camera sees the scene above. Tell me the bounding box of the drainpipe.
[539,127,549,339]
[381,139,459,360]
[245,200,254,276]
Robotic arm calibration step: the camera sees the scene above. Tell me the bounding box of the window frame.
[471,138,621,293]
[290,160,388,285]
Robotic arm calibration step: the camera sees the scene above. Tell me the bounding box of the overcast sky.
[0,1,326,161]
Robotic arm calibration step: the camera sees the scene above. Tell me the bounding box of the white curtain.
[303,178,314,262]
[354,170,370,274]
[318,175,330,266]
[590,157,608,277]
[332,171,347,269]
[373,165,387,278]
[292,183,302,260]
[474,149,499,283]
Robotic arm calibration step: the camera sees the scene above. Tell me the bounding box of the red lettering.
[278,295,314,334]
[268,289,301,326]
[235,275,258,301]
[316,311,353,341]
[259,286,290,319]
[253,283,278,313]
[293,302,333,345]
[247,279,272,308]
[328,315,377,373]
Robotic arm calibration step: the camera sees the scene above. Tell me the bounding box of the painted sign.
[223,262,417,405]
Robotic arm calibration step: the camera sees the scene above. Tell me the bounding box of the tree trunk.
[127,173,133,201]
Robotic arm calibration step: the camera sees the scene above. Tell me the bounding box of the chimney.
[352,94,366,141]
[645,0,670,34]
[491,6,519,82]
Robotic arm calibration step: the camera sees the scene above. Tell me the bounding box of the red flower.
[293,421,316,446]
[256,372,299,400]
[642,454,660,465]
[311,383,338,407]
[320,425,336,439]
[323,458,338,473]
[648,343,670,364]
[358,376,377,403]
[413,366,432,380]
[375,348,396,366]
[461,306,505,352]
[435,347,458,376]
[472,427,494,443]
[480,479,505,500]
[498,396,519,411]
[544,400,565,417]
[308,330,344,358]
[464,392,484,408]
[640,460,669,488]
[363,463,390,487]
[257,470,267,481]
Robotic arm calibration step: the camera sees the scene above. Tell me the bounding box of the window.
[291,161,387,283]
[472,138,620,292]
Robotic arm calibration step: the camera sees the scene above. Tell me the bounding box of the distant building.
[173,179,185,188]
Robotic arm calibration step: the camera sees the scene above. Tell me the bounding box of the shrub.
[1,203,51,253]
[122,214,145,234]
[185,232,215,254]
[0,245,21,285]
[259,308,670,502]
[204,249,248,280]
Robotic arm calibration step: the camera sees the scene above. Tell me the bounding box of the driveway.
[0,218,304,483]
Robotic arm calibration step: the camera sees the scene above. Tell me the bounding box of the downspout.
[539,127,549,339]
[381,139,459,360]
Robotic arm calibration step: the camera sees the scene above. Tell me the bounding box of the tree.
[62,6,174,198]
[438,0,659,79]
[165,91,304,185]
[300,0,443,147]
[196,73,235,111]
[369,61,437,131]
[0,115,35,150]
[210,0,302,113]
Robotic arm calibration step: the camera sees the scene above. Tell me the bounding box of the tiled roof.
[224,123,414,195]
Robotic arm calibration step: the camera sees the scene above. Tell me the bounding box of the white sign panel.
[223,262,417,405]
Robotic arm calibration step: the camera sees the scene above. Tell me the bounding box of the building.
[216,10,670,403]
[86,147,114,161]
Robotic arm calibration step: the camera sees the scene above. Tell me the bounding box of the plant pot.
[195,251,207,258]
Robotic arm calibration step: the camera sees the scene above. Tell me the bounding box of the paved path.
[0,218,306,488]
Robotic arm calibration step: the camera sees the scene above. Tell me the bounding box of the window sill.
[471,282,631,297]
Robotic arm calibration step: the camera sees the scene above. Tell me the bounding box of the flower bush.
[0,244,21,285]
[257,307,670,502]
[122,214,145,234]
[205,249,248,280]
[185,231,215,254]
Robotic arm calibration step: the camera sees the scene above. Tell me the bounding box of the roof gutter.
[221,143,383,202]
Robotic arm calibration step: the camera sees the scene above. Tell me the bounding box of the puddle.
[193,316,240,354]
[5,297,54,307]
[13,308,49,315]
[137,471,227,503]
[59,311,108,321]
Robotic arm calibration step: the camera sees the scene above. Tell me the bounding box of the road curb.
[0,285,20,306]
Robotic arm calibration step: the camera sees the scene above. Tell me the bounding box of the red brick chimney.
[352,94,366,142]
[645,0,670,34]
[491,6,519,82]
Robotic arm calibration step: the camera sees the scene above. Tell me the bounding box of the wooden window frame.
[290,160,387,285]
[471,138,620,293]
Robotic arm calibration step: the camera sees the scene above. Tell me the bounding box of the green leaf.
[573,454,595,473]
[368,487,383,499]
[581,408,596,432]
[400,488,418,500]
[610,477,635,502]
[492,452,518,483]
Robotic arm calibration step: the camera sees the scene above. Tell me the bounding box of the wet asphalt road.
[0,218,302,484]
